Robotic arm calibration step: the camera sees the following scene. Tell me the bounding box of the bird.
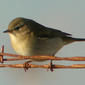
[3,17,85,60]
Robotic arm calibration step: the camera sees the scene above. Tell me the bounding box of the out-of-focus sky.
[0,0,85,85]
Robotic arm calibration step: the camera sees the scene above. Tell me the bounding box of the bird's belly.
[31,37,64,56]
[10,35,64,56]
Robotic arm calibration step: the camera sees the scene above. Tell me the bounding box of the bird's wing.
[26,19,72,39]
[35,27,72,39]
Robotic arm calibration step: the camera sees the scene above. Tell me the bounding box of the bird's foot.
[47,60,54,72]
[24,61,32,72]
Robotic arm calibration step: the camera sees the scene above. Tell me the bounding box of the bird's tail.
[63,37,85,45]
[72,38,85,41]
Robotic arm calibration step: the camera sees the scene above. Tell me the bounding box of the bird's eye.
[14,26,20,30]
[14,24,24,30]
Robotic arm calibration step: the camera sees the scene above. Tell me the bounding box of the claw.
[24,61,32,72]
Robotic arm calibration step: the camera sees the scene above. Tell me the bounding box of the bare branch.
[0,63,85,69]
[1,52,85,62]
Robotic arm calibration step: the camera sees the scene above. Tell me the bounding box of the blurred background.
[0,0,85,85]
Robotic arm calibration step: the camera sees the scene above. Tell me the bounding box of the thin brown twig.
[0,63,85,69]
[1,52,85,62]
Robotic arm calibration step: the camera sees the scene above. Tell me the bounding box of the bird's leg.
[23,60,32,72]
[50,60,54,72]
[49,54,56,72]
[47,54,54,72]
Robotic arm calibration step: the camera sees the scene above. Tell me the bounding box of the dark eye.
[14,26,20,30]
[14,24,24,30]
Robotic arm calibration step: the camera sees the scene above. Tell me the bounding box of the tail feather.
[63,37,85,45]
[73,38,85,41]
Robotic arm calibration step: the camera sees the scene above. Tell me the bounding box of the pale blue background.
[0,0,85,85]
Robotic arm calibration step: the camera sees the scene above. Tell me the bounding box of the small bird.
[3,17,85,59]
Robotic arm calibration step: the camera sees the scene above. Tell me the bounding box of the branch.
[1,52,85,62]
[0,63,85,69]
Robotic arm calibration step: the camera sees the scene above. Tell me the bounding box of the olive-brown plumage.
[4,17,85,57]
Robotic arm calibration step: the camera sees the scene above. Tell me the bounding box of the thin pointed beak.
[3,30,12,33]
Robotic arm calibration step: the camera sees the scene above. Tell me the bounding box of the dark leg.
[49,54,55,72]
[50,60,54,72]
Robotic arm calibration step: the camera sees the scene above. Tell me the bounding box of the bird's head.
[3,17,32,39]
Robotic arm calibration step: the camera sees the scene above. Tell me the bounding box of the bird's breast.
[9,34,34,56]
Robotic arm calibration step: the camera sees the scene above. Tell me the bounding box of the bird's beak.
[3,30,12,33]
